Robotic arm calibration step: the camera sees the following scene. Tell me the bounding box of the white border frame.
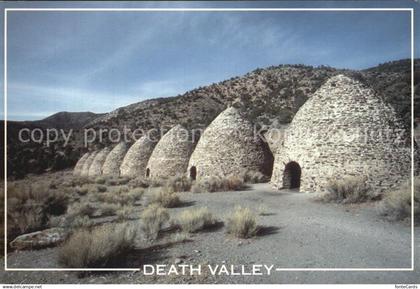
[2,7,415,272]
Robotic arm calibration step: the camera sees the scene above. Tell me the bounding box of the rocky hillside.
[87,59,419,133]
[24,111,103,129]
[3,59,419,178]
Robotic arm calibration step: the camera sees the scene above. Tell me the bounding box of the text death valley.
[142,264,275,276]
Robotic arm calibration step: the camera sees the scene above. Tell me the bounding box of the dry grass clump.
[127,188,144,202]
[71,177,90,187]
[8,205,45,238]
[97,203,118,217]
[105,176,130,186]
[150,186,181,208]
[191,175,246,193]
[320,176,374,204]
[69,216,95,228]
[149,178,163,188]
[94,176,106,184]
[177,207,217,233]
[94,186,142,206]
[67,202,96,218]
[7,182,69,239]
[49,214,94,229]
[128,177,150,188]
[165,175,192,192]
[116,206,134,221]
[58,223,136,268]
[378,178,420,222]
[140,204,169,241]
[75,185,89,196]
[226,206,258,238]
[96,185,107,193]
[239,169,269,184]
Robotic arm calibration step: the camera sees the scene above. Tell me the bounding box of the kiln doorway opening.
[283,161,301,189]
[190,166,197,180]
[146,168,150,178]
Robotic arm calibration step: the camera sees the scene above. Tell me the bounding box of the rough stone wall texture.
[80,151,98,177]
[73,152,90,176]
[271,74,412,193]
[102,142,129,176]
[188,107,274,180]
[88,147,112,177]
[120,136,158,178]
[264,126,287,156]
[147,124,197,179]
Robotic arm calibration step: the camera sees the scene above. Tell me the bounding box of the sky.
[1,1,419,121]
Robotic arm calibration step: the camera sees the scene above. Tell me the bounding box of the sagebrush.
[177,207,217,233]
[226,206,258,238]
[58,223,136,268]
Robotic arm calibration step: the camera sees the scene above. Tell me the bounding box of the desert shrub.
[8,183,45,204]
[49,181,58,190]
[222,175,245,191]
[177,207,217,233]
[58,223,136,268]
[67,202,96,218]
[239,170,269,183]
[72,177,90,187]
[94,176,106,184]
[128,177,150,188]
[96,187,140,206]
[42,190,68,216]
[69,216,95,228]
[226,206,258,238]
[96,185,107,193]
[140,204,169,241]
[110,185,130,194]
[127,188,144,202]
[75,186,89,196]
[378,178,420,222]
[321,177,374,204]
[97,203,118,217]
[191,175,245,193]
[150,186,181,208]
[148,178,163,188]
[165,175,192,192]
[50,214,94,229]
[116,206,134,221]
[8,205,45,237]
[7,182,68,239]
[105,176,130,186]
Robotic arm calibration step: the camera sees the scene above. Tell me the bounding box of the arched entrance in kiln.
[283,161,301,190]
[146,168,150,178]
[190,166,197,180]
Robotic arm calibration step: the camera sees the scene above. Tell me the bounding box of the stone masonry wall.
[102,142,129,176]
[188,107,273,180]
[120,136,158,178]
[80,151,98,177]
[147,125,197,179]
[271,74,412,193]
[88,147,112,177]
[73,152,90,176]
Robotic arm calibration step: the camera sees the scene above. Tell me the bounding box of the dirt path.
[1,183,418,284]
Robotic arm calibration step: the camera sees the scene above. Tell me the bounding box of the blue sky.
[1,1,419,121]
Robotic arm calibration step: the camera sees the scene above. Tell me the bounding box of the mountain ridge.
[3,58,419,178]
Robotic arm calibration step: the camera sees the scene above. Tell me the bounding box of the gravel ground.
[1,183,418,284]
